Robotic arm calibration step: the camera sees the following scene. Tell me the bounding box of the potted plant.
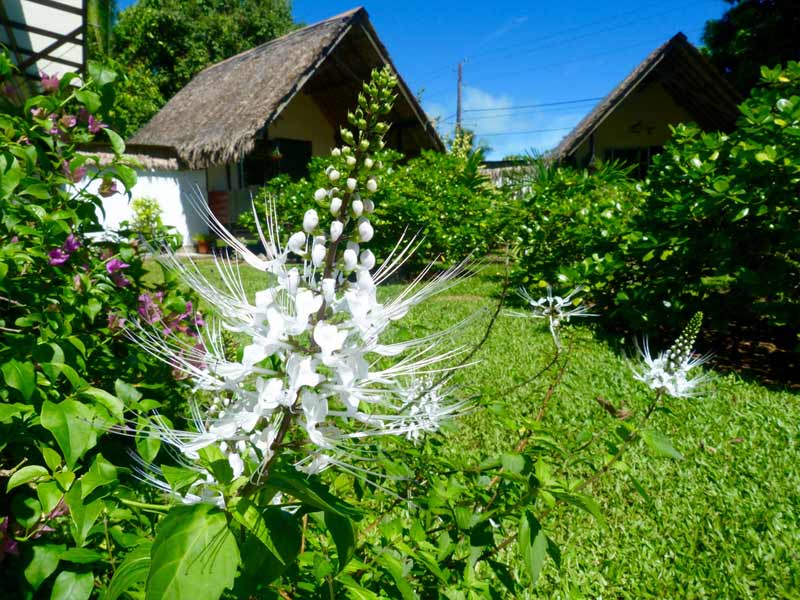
[193,232,213,254]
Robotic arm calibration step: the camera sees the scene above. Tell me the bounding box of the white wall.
[84,169,208,248]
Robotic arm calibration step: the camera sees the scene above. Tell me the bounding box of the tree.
[112,0,296,102]
[702,0,800,95]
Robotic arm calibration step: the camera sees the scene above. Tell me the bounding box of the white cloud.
[424,85,589,159]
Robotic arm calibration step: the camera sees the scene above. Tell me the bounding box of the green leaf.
[37,481,63,514]
[501,453,527,475]
[7,465,50,492]
[65,481,104,546]
[641,429,684,460]
[325,512,356,572]
[0,402,34,423]
[41,400,98,469]
[377,553,418,600]
[115,164,137,191]
[267,471,362,520]
[552,491,607,527]
[115,379,142,405]
[24,544,65,590]
[105,129,125,155]
[731,206,749,222]
[2,359,36,401]
[146,504,240,600]
[105,541,152,600]
[75,90,101,112]
[79,387,124,423]
[228,497,285,563]
[161,464,201,494]
[81,454,118,499]
[60,547,105,564]
[519,511,548,585]
[50,570,94,600]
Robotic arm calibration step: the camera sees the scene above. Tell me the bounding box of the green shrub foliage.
[0,55,195,596]
[507,159,646,289]
[241,146,504,276]
[511,63,800,343]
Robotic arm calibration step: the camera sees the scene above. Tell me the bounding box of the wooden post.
[456,60,463,136]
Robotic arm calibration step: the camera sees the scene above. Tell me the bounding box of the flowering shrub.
[0,55,195,596]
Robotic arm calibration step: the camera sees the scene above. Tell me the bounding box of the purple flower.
[48,248,70,266]
[40,72,60,93]
[60,114,77,128]
[138,293,162,324]
[108,312,127,331]
[63,233,81,253]
[112,273,131,288]
[106,258,129,274]
[88,115,107,134]
[30,107,46,119]
[0,517,19,562]
[62,161,87,183]
[98,177,119,198]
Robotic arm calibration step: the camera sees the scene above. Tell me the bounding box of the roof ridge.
[198,6,364,75]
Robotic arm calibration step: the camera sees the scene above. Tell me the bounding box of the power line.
[462,96,602,114]
[469,126,575,138]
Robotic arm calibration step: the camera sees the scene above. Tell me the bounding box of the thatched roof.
[130,7,442,169]
[551,33,741,161]
[79,143,183,170]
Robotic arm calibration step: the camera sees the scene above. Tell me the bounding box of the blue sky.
[119,1,731,159]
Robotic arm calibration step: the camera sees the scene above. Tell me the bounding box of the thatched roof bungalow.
[551,32,740,175]
[95,7,441,247]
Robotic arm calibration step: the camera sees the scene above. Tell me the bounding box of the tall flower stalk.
[128,68,473,503]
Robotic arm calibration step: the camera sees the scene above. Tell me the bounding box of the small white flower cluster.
[130,69,472,503]
[634,312,709,398]
[508,285,596,348]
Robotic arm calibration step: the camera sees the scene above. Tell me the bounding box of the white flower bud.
[314,188,328,203]
[360,249,376,270]
[364,157,374,169]
[311,239,326,267]
[328,168,341,182]
[330,220,343,242]
[303,209,319,233]
[343,248,358,271]
[331,147,341,157]
[329,196,342,216]
[287,268,299,295]
[366,178,378,193]
[364,198,375,213]
[322,278,336,303]
[346,177,357,192]
[351,199,364,217]
[287,231,306,255]
[346,155,357,167]
[360,140,370,151]
[357,217,373,242]
[357,269,375,292]
[346,241,360,254]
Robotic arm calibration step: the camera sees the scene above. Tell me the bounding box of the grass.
[180,258,799,598]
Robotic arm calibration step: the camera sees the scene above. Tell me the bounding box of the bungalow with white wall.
[95,7,442,248]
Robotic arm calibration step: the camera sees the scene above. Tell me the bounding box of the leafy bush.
[507,159,646,288]
[511,63,800,346]
[0,56,195,596]
[122,196,183,250]
[573,62,800,341]
[241,145,504,276]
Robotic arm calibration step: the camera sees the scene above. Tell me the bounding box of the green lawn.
[182,258,799,598]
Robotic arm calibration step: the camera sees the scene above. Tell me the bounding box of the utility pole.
[456,60,463,137]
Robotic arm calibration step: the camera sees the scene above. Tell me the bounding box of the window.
[603,145,662,178]
[243,137,312,186]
